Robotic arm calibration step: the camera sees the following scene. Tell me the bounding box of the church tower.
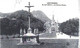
[51,15,56,32]
[49,15,57,37]
[51,15,59,33]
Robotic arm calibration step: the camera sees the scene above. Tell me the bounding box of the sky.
[0,0,79,23]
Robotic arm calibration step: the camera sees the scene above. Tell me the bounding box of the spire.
[52,15,55,23]
[52,15,55,21]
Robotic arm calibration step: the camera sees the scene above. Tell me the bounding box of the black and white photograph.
[0,0,79,48]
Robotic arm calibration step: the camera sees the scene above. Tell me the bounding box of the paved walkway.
[39,32,79,39]
[56,32,79,39]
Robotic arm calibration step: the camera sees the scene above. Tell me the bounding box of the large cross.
[25,2,34,12]
[25,2,34,31]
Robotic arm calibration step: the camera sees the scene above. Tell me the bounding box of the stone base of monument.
[17,41,40,45]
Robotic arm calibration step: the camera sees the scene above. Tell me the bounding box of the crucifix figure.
[25,2,34,12]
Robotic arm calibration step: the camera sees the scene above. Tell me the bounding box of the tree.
[0,10,45,35]
[59,18,79,36]
[1,18,10,35]
[44,21,51,32]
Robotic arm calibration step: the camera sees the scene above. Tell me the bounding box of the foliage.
[0,10,45,35]
[59,18,79,36]
[44,21,51,31]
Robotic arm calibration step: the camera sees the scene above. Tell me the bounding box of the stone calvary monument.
[18,2,39,45]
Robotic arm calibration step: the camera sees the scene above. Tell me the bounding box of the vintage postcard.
[0,0,79,48]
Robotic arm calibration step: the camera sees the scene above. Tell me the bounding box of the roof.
[20,33,37,38]
[23,33,36,36]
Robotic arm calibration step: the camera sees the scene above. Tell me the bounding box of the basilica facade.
[43,15,59,37]
[50,15,59,33]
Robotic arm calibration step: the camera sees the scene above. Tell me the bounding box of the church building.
[49,15,59,33]
[39,15,59,38]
